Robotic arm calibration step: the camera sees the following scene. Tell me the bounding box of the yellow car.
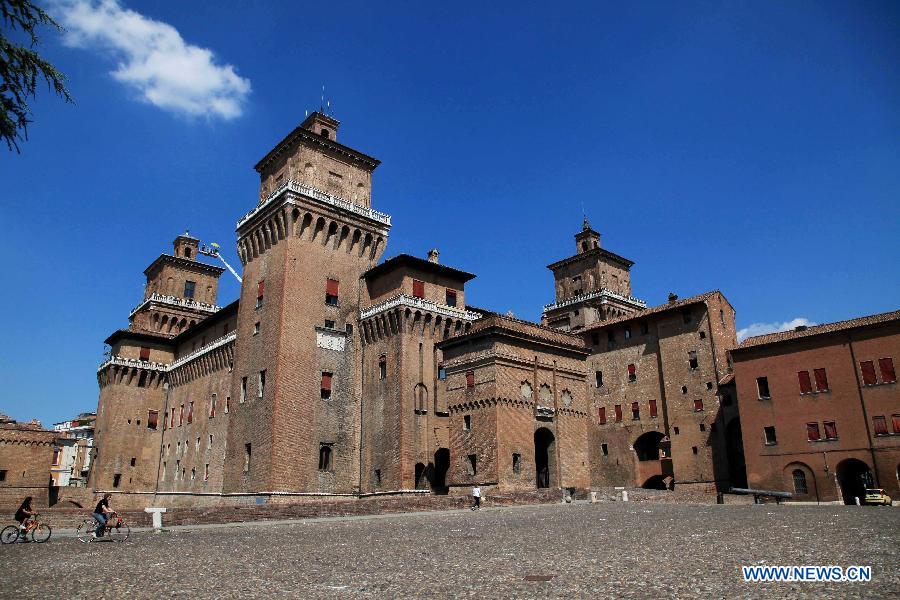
[864,489,892,506]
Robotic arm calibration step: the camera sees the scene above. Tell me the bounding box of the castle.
[98,111,881,508]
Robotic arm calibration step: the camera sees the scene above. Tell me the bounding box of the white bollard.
[144,507,167,532]
[590,491,598,504]
[621,490,629,502]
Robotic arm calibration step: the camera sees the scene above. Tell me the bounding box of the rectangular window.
[184,280,196,298]
[893,414,900,434]
[694,398,704,412]
[318,444,333,471]
[814,368,829,392]
[860,361,877,385]
[52,448,60,465]
[627,364,636,382]
[321,372,333,399]
[631,402,640,420]
[463,415,471,431]
[466,370,475,389]
[756,376,770,399]
[601,443,609,456]
[873,415,888,435]
[240,377,247,403]
[879,358,896,383]
[139,346,151,361]
[243,443,251,472]
[412,279,425,299]
[112,474,121,488]
[208,435,213,449]
[598,407,606,425]
[170,410,176,428]
[195,437,200,451]
[624,326,631,340]
[253,322,260,335]
[225,396,230,414]
[764,426,777,445]
[446,289,457,307]
[614,404,622,422]
[187,401,193,424]
[512,453,521,474]
[798,371,812,394]
[209,394,217,418]
[325,278,339,305]
[688,351,698,370]
[204,464,209,481]
[806,422,820,442]
[256,280,265,308]
[379,355,387,380]
[324,319,335,329]
[258,370,266,399]
[595,370,603,387]
[649,399,658,418]
[438,366,446,380]
[466,454,477,476]
[147,410,158,430]
[179,404,184,426]
[823,421,837,440]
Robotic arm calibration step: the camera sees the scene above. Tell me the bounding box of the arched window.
[792,469,808,495]
[318,444,332,471]
[184,247,192,258]
[321,128,330,139]
[379,355,387,380]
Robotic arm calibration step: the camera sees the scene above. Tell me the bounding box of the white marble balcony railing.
[130,293,220,318]
[96,356,169,373]
[97,332,237,374]
[542,288,647,313]
[360,294,482,322]
[168,332,237,372]
[237,180,392,229]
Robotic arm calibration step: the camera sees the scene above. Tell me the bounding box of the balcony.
[542,287,647,313]
[360,294,482,322]
[130,292,220,318]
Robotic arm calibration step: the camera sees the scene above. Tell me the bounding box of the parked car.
[863,489,892,506]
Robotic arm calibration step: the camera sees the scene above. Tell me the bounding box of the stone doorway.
[432,448,449,494]
[534,428,556,489]
[836,458,873,504]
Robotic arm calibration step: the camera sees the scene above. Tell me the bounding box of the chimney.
[668,292,678,303]
[427,249,440,264]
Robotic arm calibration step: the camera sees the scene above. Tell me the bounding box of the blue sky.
[1,0,897,426]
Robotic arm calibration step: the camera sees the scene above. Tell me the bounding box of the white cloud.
[737,317,816,342]
[54,0,250,119]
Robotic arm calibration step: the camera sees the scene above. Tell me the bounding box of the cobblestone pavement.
[1,502,897,599]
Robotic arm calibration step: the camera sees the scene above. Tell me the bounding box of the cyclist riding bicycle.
[92,493,113,539]
[14,497,36,541]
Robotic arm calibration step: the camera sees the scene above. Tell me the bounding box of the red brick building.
[732,311,900,503]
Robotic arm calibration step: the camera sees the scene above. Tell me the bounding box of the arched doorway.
[725,419,748,488]
[414,463,427,489]
[432,448,449,494]
[534,428,556,489]
[836,458,873,505]
[634,431,665,461]
[642,475,667,490]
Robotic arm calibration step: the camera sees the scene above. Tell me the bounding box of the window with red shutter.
[631,402,640,420]
[798,371,812,394]
[879,358,896,383]
[179,405,184,426]
[860,361,877,385]
[823,421,837,439]
[465,370,475,388]
[598,407,606,425]
[187,402,193,424]
[170,410,176,428]
[873,416,888,436]
[139,346,151,361]
[694,398,704,412]
[147,410,158,430]
[649,399,658,418]
[325,279,339,305]
[412,279,425,299]
[321,372,333,399]
[806,422,820,441]
[256,280,265,308]
[614,404,622,422]
[627,364,636,382]
[814,368,829,392]
[892,414,900,434]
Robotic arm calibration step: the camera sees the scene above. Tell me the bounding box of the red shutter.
[823,421,837,439]
[257,280,265,299]
[466,371,475,388]
[806,423,820,441]
[892,414,900,434]
[321,372,333,391]
[179,405,184,426]
[649,399,658,418]
[413,280,425,299]
[147,410,158,429]
[631,402,639,418]
[170,411,176,428]
[139,347,151,361]
[813,368,829,392]
[614,404,622,422]
[187,402,193,424]
[694,398,703,411]
[326,278,339,296]
[879,358,896,383]
[860,361,877,385]
[873,416,888,435]
[798,371,812,394]
[598,407,606,425]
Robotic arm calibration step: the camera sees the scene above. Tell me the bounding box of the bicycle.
[0,515,52,544]
[76,511,131,543]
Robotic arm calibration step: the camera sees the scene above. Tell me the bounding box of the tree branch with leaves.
[1,0,73,153]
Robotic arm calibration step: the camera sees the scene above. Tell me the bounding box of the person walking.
[471,486,481,510]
